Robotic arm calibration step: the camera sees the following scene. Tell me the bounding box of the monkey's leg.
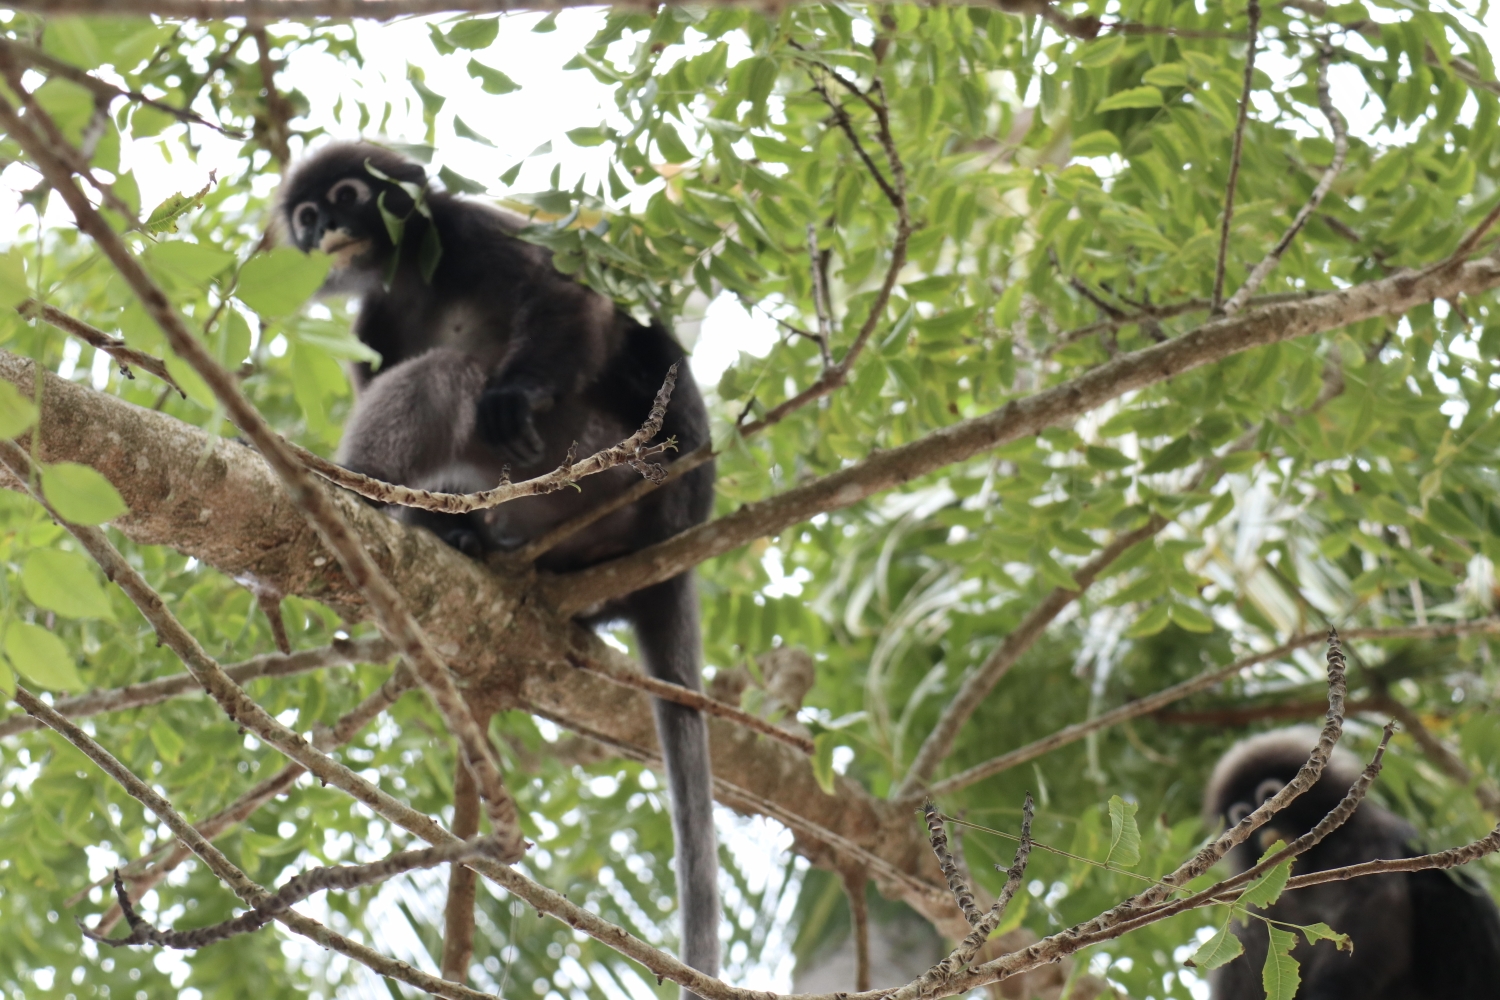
[627,572,720,998]
[338,348,494,555]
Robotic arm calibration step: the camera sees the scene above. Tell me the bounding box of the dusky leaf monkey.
[1204,726,1500,999]
[279,142,719,993]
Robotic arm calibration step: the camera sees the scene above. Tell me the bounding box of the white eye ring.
[291,201,320,242]
[328,177,372,206]
[1255,778,1286,804]
[1227,803,1251,825]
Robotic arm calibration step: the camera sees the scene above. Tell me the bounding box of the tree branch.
[291,364,677,513]
[549,251,1500,614]
[917,621,1500,802]
[0,635,392,739]
[1222,40,1347,316]
[442,759,483,985]
[1211,0,1261,314]
[15,683,497,1000]
[18,299,186,394]
[90,663,416,935]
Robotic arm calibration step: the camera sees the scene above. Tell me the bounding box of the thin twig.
[924,802,983,925]
[15,684,494,1000]
[442,758,483,984]
[897,519,1162,797]
[90,665,415,935]
[86,838,499,949]
[1212,0,1262,314]
[841,867,871,993]
[1223,41,1347,315]
[918,620,1500,802]
[250,25,293,168]
[0,37,245,137]
[565,652,816,755]
[892,795,1034,1000]
[18,300,185,394]
[509,440,712,563]
[293,364,677,513]
[0,634,392,739]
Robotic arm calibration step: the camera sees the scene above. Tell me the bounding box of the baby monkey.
[280,142,719,994]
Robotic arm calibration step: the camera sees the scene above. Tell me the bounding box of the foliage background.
[1,1,1499,999]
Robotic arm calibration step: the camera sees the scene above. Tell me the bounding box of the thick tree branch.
[550,251,1500,613]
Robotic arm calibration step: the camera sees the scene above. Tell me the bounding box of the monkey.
[1203,726,1500,999]
[278,142,719,993]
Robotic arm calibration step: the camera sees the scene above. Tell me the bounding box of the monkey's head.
[279,142,427,272]
[1203,726,1365,866]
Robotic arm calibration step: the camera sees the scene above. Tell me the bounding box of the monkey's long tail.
[632,572,720,1000]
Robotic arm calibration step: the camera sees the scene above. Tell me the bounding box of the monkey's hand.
[477,379,547,467]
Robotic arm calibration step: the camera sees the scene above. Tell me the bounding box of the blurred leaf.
[39,462,128,525]
[22,549,115,621]
[237,248,332,318]
[5,622,83,692]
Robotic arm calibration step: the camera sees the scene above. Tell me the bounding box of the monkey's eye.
[291,202,320,242]
[1227,803,1251,825]
[1255,778,1285,804]
[328,177,372,207]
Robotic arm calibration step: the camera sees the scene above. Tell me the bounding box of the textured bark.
[0,350,955,926]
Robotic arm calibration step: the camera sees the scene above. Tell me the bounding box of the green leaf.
[5,622,83,692]
[141,175,215,235]
[1168,602,1215,633]
[1241,857,1293,908]
[1071,130,1122,158]
[1187,918,1244,970]
[438,165,487,195]
[144,241,236,284]
[0,248,30,309]
[0,655,13,698]
[445,17,499,50]
[21,549,115,620]
[1125,602,1171,638]
[812,732,839,795]
[1077,35,1126,67]
[1105,795,1141,867]
[453,116,495,146]
[1142,62,1189,87]
[236,248,332,318]
[39,462,128,525]
[148,717,186,764]
[468,58,520,95]
[1297,921,1352,951]
[1262,926,1302,1000]
[0,381,40,438]
[1095,86,1164,112]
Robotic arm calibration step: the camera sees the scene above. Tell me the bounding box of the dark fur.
[280,143,720,990]
[1204,727,1500,999]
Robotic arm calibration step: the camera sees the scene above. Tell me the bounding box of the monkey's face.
[281,149,425,274]
[284,172,389,269]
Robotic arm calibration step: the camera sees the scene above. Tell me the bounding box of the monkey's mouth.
[319,230,374,267]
